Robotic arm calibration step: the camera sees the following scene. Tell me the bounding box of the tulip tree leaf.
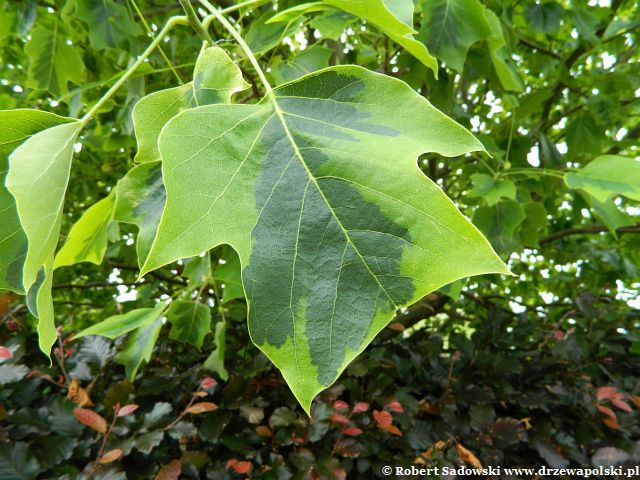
[419,0,492,72]
[25,20,85,96]
[271,1,438,75]
[473,200,526,254]
[132,46,250,164]
[6,117,81,355]
[74,304,166,340]
[115,315,164,380]
[54,192,116,269]
[485,10,523,92]
[0,110,72,293]
[74,0,142,51]
[203,320,229,381]
[469,173,516,206]
[214,250,244,304]
[166,301,211,349]
[564,155,640,203]
[141,65,509,412]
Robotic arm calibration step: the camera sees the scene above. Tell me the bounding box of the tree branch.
[540,224,640,245]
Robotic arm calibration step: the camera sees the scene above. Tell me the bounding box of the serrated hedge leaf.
[141,65,508,411]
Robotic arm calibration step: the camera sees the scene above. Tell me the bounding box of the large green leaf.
[0,110,72,293]
[271,1,438,75]
[6,118,81,355]
[74,303,166,340]
[419,0,492,72]
[54,192,116,269]
[141,65,508,411]
[132,46,249,164]
[564,155,640,203]
[115,315,164,380]
[166,301,211,349]
[24,20,85,96]
[74,0,142,51]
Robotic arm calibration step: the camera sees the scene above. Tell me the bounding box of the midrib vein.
[268,92,398,308]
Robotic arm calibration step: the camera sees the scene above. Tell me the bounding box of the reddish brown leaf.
[67,378,94,407]
[185,402,217,414]
[343,427,363,436]
[330,413,350,425]
[382,424,402,436]
[332,400,349,411]
[387,322,405,331]
[611,398,633,413]
[155,459,181,480]
[200,376,217,389]
[352,402,370,413]
[98,448,123,464]
[0,346,12,359]
[73,408,107,433]
[117,404,139,417]
[386,401,404,413]
[334,438,364,458]
[193,391,208,398]
[456,443,483,469]
[226,459,252,474]
[596,386,618,401]
[630,395,640,409]
[255,425,272,437]
[372,410,393,428]
[597,405,617,421]
[603,417,620,429]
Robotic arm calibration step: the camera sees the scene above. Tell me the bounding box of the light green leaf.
[74,303,166,340]
[271,1,438,75]
[270,46,334,85]
[114,162,165,266]
[25,20,85,96]
[74,0,142,50]
[0,110,72,293]
[473,200,526,254]
[485,11,523,92]
[309,9,356,39]
[214,249,244,304]
[419,0,492,72]
[246,11,301,54]
[564,155,640,203]
[203,320,229,381]
[183,254,211,288]
[469,173,516,206]
[583,194,634,234]
[132,46,249,164]
[115,315,164,380]
[166,301,211,349]
[382,0,414,27]
[54,192,116,269]
[142,65,508,412]
[6,119,81,355]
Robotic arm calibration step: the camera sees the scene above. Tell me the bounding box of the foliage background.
[1,0,639,477]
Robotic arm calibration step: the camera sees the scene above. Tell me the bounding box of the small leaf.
[564,155,640,203]
[185,402,218,414]
[352,402,370,413]
[596,386,618,401]
[117,404,139,417]
[73,408,107,433]
[67,378,94,407]
[203,320,229,381]
[255,425,272,437]
[597,404,617,421]
[469,173,517,206]
[373,409,393,428]
[225,459,252,474]
[602,417,620,430]
[0,442,41,479]
[611,398,633,413]
[333,400,349,411]
[385,401,404,413]
[0,347,12,359]
[54,192,116,269]
[115,316,164,380]
[98,448,123,464]
[74,303,165,340]
[74,0,142,50]
[343,427,363,436]
[329,413,350,425]
[166,301,211,349]
[456,443,483,469]
[155,459,181,480]
[200,377,217,389]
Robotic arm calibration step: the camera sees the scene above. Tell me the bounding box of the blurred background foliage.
[0,0,639,477]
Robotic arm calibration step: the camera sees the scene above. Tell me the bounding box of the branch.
[539,224,640,245]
